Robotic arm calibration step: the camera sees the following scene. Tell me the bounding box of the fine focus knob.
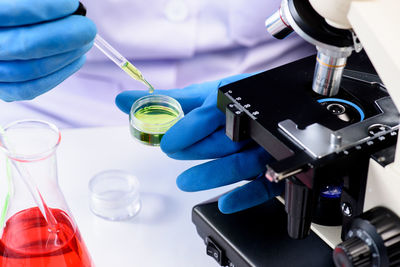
[333,236,372,267]
[333,207,400,267]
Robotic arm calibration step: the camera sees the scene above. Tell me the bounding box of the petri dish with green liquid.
[129,95,184,146]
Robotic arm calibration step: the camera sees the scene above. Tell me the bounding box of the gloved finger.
[166,128,251,160]
[218,175,284,214]
[218,72,254,87]
[161,90,226,154]
[0,0,79,27]
[0,16,96,60]
[0,56,86,102]
[177,146,271,192]
[115,73,252,115]
[115,80,220,115]
[0,43,93,82]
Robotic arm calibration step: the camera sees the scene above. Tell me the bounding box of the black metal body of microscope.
[192,0,400,266]
[192,51,400,266]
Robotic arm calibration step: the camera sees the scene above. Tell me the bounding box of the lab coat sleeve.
[228,0,280,47]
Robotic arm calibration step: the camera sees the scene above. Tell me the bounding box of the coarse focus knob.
[333,207,400,267]
[333,236,372,267]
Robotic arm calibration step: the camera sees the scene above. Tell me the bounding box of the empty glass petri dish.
[129,95,184,146]
[89,170,141,221]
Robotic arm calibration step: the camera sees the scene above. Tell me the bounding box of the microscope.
[192,0,400,266]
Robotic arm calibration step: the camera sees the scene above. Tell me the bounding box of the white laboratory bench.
[56,126,237,267]
[0,126,238,266]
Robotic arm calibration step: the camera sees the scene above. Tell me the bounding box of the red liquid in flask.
[0,207,93,266]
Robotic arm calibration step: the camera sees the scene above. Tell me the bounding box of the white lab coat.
[0,0,315,128]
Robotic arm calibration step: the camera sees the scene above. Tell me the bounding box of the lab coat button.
[164,0,189,22]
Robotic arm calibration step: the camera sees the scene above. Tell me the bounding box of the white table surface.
[54,126,240,267]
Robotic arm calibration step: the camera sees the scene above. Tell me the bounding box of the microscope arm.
[346,0,400,168]
[311,0,400,169]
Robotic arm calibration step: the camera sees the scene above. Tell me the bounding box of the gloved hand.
[0,0,96,101]
[116,74,284,214]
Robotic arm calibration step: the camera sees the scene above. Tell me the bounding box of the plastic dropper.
[72,3,154,92]
[94,34,155,93]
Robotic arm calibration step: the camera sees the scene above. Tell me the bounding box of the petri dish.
[129,95,184,146]
[89,170,141,221]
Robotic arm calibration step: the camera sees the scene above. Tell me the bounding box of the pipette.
[94,34,155,93]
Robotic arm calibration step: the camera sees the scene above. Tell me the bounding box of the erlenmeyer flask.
[0,120,93,266]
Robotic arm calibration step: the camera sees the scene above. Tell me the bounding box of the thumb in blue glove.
[0,0,96,101]
[116,74,284,214]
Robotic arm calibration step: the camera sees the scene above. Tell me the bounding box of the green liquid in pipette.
[130,105,180,146]
[122,62,155,93]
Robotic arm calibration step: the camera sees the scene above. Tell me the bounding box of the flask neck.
[8,153,68,212]
[0,120,70,225]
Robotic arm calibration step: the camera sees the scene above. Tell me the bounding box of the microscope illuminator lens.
[317,98,365,122]
[327,103,346,115]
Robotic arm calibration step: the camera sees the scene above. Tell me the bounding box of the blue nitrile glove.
[0,0,97,101]
[116,74,284,214]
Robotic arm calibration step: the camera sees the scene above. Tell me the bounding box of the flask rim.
[0,119,61,162]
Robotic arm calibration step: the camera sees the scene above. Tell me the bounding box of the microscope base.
[192,198,334,267]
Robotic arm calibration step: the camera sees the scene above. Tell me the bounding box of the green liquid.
[130,105,180,146]
[122,62,154,94]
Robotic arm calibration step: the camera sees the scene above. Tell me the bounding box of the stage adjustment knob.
[333,207,400,267]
